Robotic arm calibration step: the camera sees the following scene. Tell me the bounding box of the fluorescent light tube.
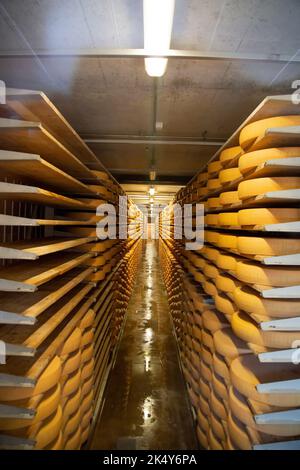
[143,0,175,77]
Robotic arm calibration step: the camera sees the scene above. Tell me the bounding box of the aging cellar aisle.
[90,241,198,450]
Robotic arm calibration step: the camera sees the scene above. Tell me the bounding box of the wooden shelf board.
[259,348,300,363]
[0,214,98,227]
[0,182,91,209]
[0,236,97,259]
[0,117,93,179]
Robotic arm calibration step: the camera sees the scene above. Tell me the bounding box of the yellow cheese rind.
[238,177,300,200]
[208,160,223,175]
[239,116,300,149]
[220,146,242,163]
[219,167,242,185]
[218,212,239,227]
[239,147,300,174]
[238,208,300,226]
[220,191,241,206]
[237,236,300,256]
[235,260,300,286]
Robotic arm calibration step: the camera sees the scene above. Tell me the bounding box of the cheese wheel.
[239,147,300,174]
[81,358,94,382]
[210,388,228,422]
[212,352,230,383]
[208,428,223,450]
[45,431,63,450]
[239,116,300,149]
[214,327,252,361]
[79,310,95,330]
[80,389,93,416]
[59,328,82,356]
[0,356,61,401]
[230,355,300,407]
[196,425,209,449]
[208,160,223,175]
[216,252,238,271]
[229,387,300,437]
[62,387,81,421]
[81,344,94,365]
[203,280,217,297]
[210,410,226,442]
[220,191,241,206]
[205,214,219,226]
[233,286,300,318]
[204,262,219,279]
[228,411,253,450]
[207,197,221,209]
[80,328,94,348]
[198,187,208,197]
[64,426,81,450]
[214,292,237,318]
[205,231,220,244]
[199,394,210,417]
[61,368,81,398]
[238,177,300,200]
[197,408,210,433]
[200,359,213,383]
[207,178,221,190]
[188,385,199,409]
[215,273,242,295]
[237,236,300,256]
[238,208,300,226]
[81,408,92,430]
[215,233,237,250]
[218,212,239,227]
[61,349,81,376]
[80,425,90,446]
[232,310,300,349]
[63,407,81,439]
[200,246,219,262]
[219,167,242,185]
[201,345,213,366]
[0,384,61,430]
[202,330,214,352]
[199,378,211,400]
[212,371,229,402]
[197,172,208,185]
[220,146,242,164]
[202,309,229,333]
[235,260,300,286]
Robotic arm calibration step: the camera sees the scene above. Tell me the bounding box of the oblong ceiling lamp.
[143,0,175,77]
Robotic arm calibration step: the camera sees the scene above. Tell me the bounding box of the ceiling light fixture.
[149,170,156,181]
[143,0,175,77]
[149,187,156,196]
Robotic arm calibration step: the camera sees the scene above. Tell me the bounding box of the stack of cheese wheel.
[0,356,63,450]
[159,109,300,450]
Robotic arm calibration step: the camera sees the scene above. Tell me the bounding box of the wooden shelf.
[0,267,94,323]
[0,182,93,209]
[0,118,93,179]
[0,252,94,292]
[0,214,99,227]
[3,88,104,170]
[252,284,300,299]
[0,236,97,260]
[0,151,95,194]
[259,348,300,363]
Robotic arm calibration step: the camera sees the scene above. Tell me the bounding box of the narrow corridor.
[90,241,197,450]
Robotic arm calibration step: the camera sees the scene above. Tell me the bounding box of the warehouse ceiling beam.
[0,48,300,63]
[84,137,224,146]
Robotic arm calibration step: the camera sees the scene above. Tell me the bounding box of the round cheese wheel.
[215,273,242,295]
[63,407,81,438]
[220,191,241,206]
[79,310,95,330]
[199,394,210,417]
[216,252,238,271]
[201,345,213,366]
[62,387,81,421]
[235,260,300,286]
[201,246,219,262]
[199,377,211,400]
[218,212,239,227]
[233,286,300,318]
[210,388,228,421]
[202,309,230,333]
[239,116,300,149]
[204,262,219,279]
[80,328,94,348]
[214,292,238,318]
[198,187,208,197]
[210,410,226,442]
[81,408,92,430]
[200,359,213,383]
[188,385,199,409]
[0,384,61,430]
[197,408,210,433]
[213,352,230,383]
[207,178,221,191]
[205,214,219,226]
[214,327,252,361]
[215,233,238,250]
[59,328,82,356]
[64,426,81,450]
[238,208,300,226]
[207,197,221,209]
[202,330,214,352]
[61,349,81,376]
[229,386,300,437]
[220,146,242,164]
[238,177,300,200]
[212,370,229,402]
[208,428,224,450]
[208,160,223,175]
[196,425,209,449]
[203,279,217,297]
[80,389,93,416]
[237,236,300,256]
[61,368,81,398]
[205,231,220,244]
[81,358,94,382]
[0,356,61,401]
[230,355,300,407]
[219,167,242,185]
[80,425,90,446]
[232,310,300,349]
[228,411,253,450]
[239,147,300,174]
[197,172,208,185]
[45,431,63,450]
[81,344,94,365]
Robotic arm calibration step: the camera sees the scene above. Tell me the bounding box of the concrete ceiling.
[0,0,299,201]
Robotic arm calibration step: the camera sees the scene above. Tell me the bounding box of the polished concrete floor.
[90,241,198,450]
